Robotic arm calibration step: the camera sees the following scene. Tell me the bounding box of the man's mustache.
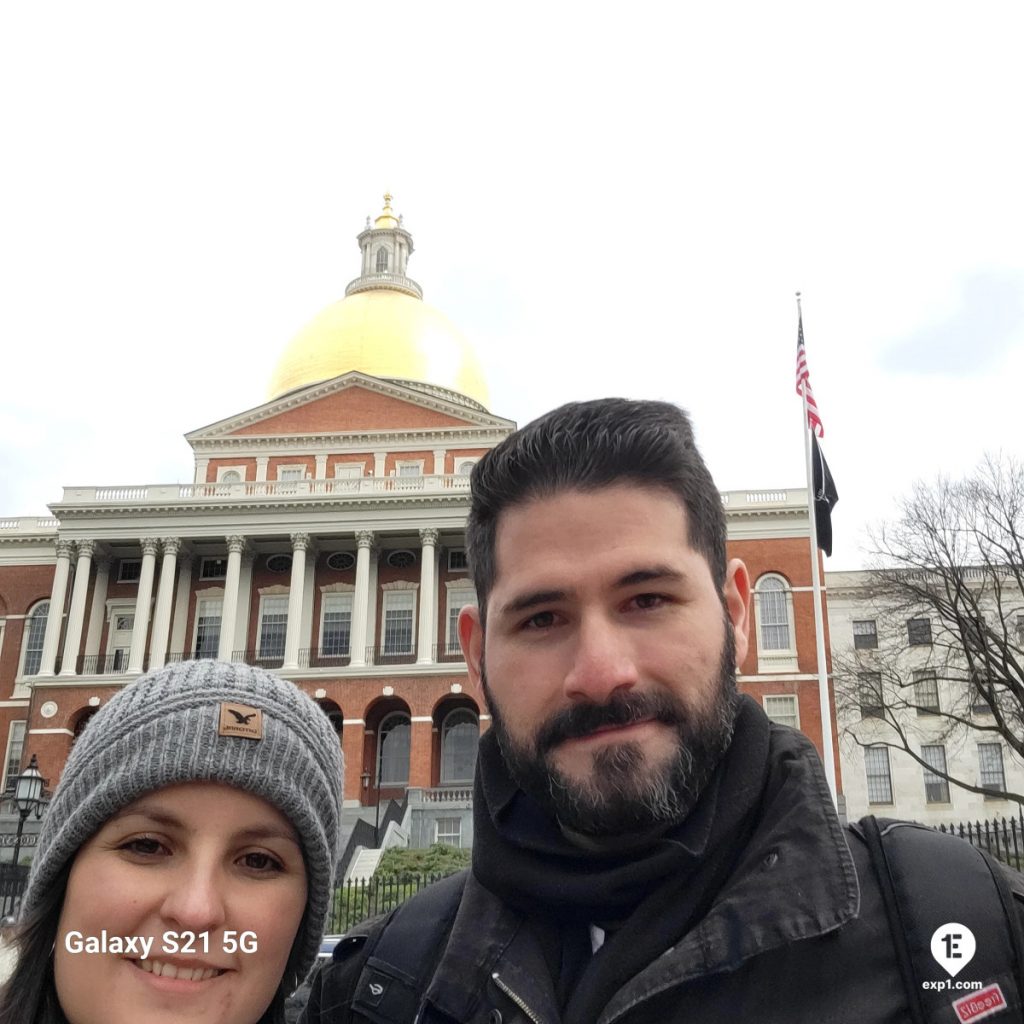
[534,691,686,754]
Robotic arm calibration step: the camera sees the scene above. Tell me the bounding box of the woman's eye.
[239,851,284,873]
[120,836,165,857]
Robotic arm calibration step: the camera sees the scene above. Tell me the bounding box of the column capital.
[140,538,161,557]
[55,538,75,560]
[161,538,182,558]
[290,532,311,552]
[75,539,97,560]
[226,535,248,555]
[419,528,440,547]
[356,530,375,549]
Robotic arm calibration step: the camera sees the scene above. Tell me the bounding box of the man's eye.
[523,611,557,629]
[632,593,666,609]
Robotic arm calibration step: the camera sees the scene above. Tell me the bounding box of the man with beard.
[302,399,1023,1024]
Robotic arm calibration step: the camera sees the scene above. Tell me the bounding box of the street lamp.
[12,754,47,867]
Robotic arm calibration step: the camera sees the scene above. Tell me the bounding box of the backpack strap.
[854,815,1023,1023]
[858,816,928,1024]
[348,870,468,1024]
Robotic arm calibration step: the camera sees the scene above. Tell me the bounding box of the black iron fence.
[936,812,1024,870]
[326,872,453,933]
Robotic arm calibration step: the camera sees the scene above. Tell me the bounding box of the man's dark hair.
[465,398,727,622]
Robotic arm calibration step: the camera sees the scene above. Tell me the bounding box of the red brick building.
[0,197,839,860]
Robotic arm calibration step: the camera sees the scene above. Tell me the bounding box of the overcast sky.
[2,2,1022,570]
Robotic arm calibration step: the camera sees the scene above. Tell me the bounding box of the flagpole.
[797,293,838,808]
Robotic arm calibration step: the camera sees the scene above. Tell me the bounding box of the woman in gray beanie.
[0,659,343,1024]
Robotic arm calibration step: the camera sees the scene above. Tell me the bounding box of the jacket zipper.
[491,971,545,1024]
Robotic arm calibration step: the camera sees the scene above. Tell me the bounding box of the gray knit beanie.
[22,659,344,990]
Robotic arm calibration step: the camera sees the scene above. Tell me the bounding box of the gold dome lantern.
[268,195,489,408]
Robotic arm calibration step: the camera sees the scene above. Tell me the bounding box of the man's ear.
[458,605,486,704]
[723,558,751,668]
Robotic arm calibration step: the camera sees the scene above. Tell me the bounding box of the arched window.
[757,576,790,650]
[377,712,410,785]
[221,470,241,483]
[440,709,479,784]
[21,601,49,677]
[375,247,390,273]
[754,574,797,672]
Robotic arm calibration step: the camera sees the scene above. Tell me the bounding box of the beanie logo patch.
[218,703,263,740]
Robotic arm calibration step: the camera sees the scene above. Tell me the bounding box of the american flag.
[795,309,824,437]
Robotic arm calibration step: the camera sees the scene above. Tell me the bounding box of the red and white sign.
[953,984,1007,1023]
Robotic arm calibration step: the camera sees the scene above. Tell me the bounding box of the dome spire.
[346,193,422,299]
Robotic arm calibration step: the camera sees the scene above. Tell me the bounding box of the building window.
[326,551,356,572]
[978,744,1006,798]
[1016,613,1024,647]
[440,709,479,783]
[455,460,476,475]
[217,468,243,484]
[756,576,792,651]
[386,550,417,569]
[921,744,950,803]
[763,695,799,729]
[200,558,228,580]
[193,598,222,659]
[865,746,894,804]
[258,596,289,659]
[377,713,410,785]
[434,817,462,848]
[278,466,305,482]
[907,618,932,646]
[334,464,363,479]
[445,588,475,656]
[2,722,26,794]
[858,672,885,719]
[117,559,142,583]
[396,462,423,477]
[375,247,389,273]
[913,671,940,715]
[20,601,49,676]
[447,548,468,572]
[852,619,878,650]
[266,554,292,574]
[382,592,415,654]
[321,594,353,656]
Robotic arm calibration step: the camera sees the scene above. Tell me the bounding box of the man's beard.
[482,619,739,836]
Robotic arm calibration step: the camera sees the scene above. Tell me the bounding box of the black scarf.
[472,696,773,1024]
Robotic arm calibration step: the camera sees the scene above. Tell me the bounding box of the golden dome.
[268,288,490,407]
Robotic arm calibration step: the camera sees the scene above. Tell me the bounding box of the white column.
[169,550,193,658]
[83,556,111,665]
[127,539,159,674]
[349,531,375,668]
[417,529,439,663]
[59,540,95,676]
[39,539,74,676]
[194,457,210,485]
[283,533,310,670]
[255,456,269,482]
[148,538,181,671]
[218,536,246,661]
[432,449,446,475]
[314,454,328,479]
[373,452,386,477]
